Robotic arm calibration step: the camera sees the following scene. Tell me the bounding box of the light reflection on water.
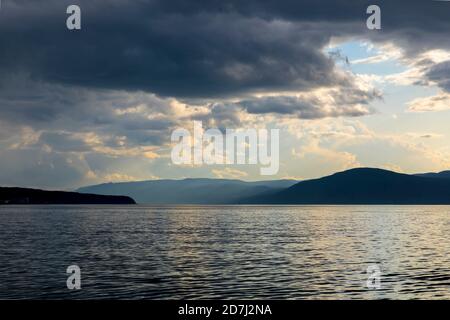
[0,205,449,299]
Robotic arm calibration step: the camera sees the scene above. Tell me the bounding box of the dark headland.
[0,187,136,205]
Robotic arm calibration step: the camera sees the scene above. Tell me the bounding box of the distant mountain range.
[0,187,136,205]
[78,168,450,205]
[77,179,297,204]
[5,167,448,205]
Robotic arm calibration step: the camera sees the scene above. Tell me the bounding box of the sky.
[1,0,450,189]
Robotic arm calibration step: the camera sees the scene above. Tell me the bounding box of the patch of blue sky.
[369,84,438,115]
[351,60,405,76]
[363,85,443,134]
[327,41,373,60]
[327,40,406,75]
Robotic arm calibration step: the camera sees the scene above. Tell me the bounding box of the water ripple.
[0,205,449,299]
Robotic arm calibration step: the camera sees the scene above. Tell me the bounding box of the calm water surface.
[0,205,449,299]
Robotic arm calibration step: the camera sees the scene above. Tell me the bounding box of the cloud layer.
[1,0,450,188]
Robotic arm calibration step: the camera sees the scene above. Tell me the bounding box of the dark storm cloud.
[0,4,339,98]
[0,0,446,147]
[1,0,449,99]
[425,61,450,92]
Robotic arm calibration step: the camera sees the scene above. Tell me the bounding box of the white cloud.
[407,92,450,112]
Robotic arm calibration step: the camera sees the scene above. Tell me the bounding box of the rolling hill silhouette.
[240,168,450,204]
